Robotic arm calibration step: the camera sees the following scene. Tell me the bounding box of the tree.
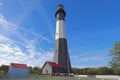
[109,41,120,75]
[110,41,120,68]
[72,68,80,74]
[97,67,113,75]
[30,66,42,74]
[0,65,9,75]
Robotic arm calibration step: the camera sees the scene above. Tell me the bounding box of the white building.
[42,61,64,74]
[8,63,29,78]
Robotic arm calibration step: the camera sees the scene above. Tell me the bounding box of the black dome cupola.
[55,4,66,20]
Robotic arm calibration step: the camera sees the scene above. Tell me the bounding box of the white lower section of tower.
[55,20,66,40]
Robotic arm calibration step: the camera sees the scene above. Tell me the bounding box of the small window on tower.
[55,50,57,53]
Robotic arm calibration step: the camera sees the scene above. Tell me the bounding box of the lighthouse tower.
[54,4,72,73]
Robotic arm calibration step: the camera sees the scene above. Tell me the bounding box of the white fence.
[76,75,120,80]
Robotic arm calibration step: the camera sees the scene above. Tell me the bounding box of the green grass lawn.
[0,76,113,80]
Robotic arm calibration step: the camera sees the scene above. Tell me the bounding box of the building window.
[46,70,48,74]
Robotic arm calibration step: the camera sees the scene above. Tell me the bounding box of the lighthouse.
[54,4,72,73]
[42,4,72,74]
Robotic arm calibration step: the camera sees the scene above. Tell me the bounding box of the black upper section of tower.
[55,4,66,20]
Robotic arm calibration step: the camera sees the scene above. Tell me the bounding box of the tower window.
[55,50,57,53]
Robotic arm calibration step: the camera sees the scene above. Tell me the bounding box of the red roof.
[47,61,64,69]
[11,63,28,69]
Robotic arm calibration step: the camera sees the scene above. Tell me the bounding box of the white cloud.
[0,14,54,67]
[0,35,53,67]
[71,55,105,62]
[70,48,110,68]
[0,13,53,44]
[0,14,18,38]
[0,14,17,29]
[80,56,105,61]
[0,3,2,6]
[38,2,55,39]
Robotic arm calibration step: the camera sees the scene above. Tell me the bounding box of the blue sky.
[0,0,120,68]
